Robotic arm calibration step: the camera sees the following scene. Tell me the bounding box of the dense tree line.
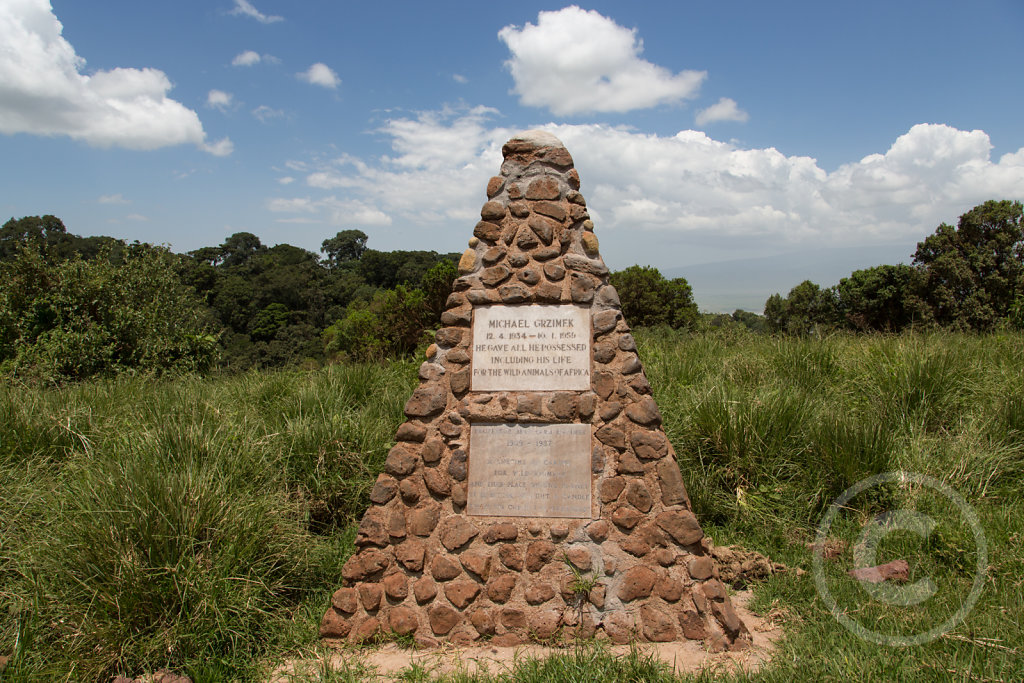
[765,200,1024,333]
[0,219,461,378]
[177,229,460,367]
[3,198,1019,381]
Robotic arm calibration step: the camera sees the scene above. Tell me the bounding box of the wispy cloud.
[267,195,392,226]
[229,0,282,24]
[98,193,129,205]
[252,104,284,122]
[297,63,339,89]
[453,73,468,84]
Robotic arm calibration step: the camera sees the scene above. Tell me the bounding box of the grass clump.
[0,363,416,680]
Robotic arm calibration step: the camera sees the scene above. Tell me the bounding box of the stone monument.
[320,131,751,650]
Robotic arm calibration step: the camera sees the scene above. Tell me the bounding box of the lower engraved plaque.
[467,423,592,518]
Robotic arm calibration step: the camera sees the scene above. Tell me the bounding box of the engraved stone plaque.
[467,423,592,518]
[471,304,591,391]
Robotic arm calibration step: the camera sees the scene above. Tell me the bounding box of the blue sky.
[2,0,1022,311]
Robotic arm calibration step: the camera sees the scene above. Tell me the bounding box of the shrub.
[0,245,220,381]
[323,285,433,361]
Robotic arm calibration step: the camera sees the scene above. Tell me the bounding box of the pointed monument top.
[508,129,565,149]
[501,130,574,168]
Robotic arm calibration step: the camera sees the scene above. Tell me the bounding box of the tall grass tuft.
[0,363,416,679]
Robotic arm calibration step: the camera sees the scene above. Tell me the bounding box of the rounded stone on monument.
[395,540,426,572]
[486,573,517,603]
[470,607,496,636]
[389,605,419,636]
[358,583,382,611]
[621,536,651,557]
[444,580,481,609]
[413,576,438,604]
[530,610,561,640]
[331,587,359,614]
[457,248,476,275]
[625,480,654,513]
[611,506,642,530]
[427,604,460,635]
[617,566,658,602]
[524,540,556,572]
[319,608,352,639]
[349,616,381,644]
[498,544,523,571]
[486,176,505,198]
[641,603,677,642]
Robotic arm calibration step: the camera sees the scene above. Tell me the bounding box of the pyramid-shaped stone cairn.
[320,131,751,651]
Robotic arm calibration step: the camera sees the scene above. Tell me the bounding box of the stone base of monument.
[299,591,778,682]
[320,132,754,651]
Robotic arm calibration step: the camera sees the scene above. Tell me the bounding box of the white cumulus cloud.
[270,106,1024,268]
[231,50,279,67]
[269,106,511,229]
[207,89,233,111]
[0,0,230,155]
[230,0,282,24]
[695,97,749,126]
[298,63,340,89]
[232,50,261,66]
[498,6,706,116]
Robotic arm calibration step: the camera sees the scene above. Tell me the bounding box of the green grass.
[0,363,416,680]
[2,330,1023,681]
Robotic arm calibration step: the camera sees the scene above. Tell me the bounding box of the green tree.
[609,265,699,329]
[763,280,839,335]
[912,200,1024,330]
[323,285,432,361]
[763,293,787,333]
[1,215,122,262]
[357,249,459,290]
[0,214,68,258]
[220,232,265,268]
[731,309,767,333]
[248,303,291,341]
[420,259,458,322]
[836,264,925,331]
[321,229,368,267]
[0,244,220,381]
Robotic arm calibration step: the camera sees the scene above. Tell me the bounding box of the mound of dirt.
[708,545,790,588]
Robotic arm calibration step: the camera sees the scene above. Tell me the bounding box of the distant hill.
[665,244,914,313]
